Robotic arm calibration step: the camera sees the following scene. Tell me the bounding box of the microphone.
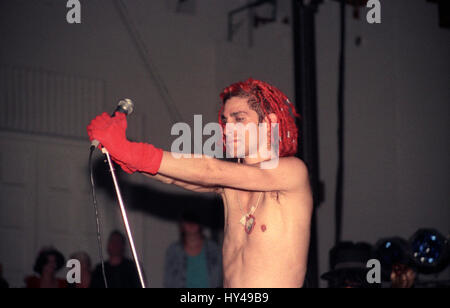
[91,99,134,148]
[111,98,134,117]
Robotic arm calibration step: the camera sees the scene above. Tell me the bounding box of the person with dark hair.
[374,237,417,288]
[322,241,418,288]
[321,242,380,288]
[25,247,67,288]
[90,230,142,288]
[87,78,313,287]
[164,211,222,288]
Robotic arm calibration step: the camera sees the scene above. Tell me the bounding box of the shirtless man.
[87,78,313,288]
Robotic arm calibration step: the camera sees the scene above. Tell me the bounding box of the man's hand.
[87,112,163,175]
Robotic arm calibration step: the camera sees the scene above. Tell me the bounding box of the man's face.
[222,97,261,158]
[107,234,125,258]
[181,221,201,235]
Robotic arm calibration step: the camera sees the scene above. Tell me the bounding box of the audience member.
[90,230,142,288]
[164,211,222,288]
[25,247,67,288]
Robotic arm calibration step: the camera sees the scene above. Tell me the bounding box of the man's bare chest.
[221,189,285,242]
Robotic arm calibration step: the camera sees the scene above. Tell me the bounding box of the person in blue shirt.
[164,211,222,288]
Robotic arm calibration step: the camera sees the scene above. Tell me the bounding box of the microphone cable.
[89,145,109,288]
[87,99,135,288]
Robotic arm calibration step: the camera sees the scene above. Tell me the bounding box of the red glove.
[87,112,163,175]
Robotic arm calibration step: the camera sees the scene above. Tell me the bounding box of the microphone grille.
[118,99,134,116]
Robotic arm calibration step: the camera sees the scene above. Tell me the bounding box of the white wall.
[315,0,450,286]
[0,0,448,287]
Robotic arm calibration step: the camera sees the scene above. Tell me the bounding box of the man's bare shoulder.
[215,156,309,195]
[276,158,312,213]
[277,157,309,180]
[278,156,308,171]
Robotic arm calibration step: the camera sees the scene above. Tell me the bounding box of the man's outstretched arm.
[144,173,222,193]
[157,152,309,193]
[87,112,309,193]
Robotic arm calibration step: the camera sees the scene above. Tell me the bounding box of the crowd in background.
[0,211,223,289]
[1,213,435,288]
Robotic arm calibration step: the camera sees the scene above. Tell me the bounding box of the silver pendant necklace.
[236,158,263,234]
[237,191,263,234]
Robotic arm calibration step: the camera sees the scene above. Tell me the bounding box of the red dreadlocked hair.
[218,78,301,157]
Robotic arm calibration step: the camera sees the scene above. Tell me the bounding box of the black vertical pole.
[292,0,322,288]
[335,0,346,246]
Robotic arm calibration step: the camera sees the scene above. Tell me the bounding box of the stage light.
[409,229,449,274]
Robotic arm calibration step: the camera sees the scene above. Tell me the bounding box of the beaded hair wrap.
[218,78,301,157]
